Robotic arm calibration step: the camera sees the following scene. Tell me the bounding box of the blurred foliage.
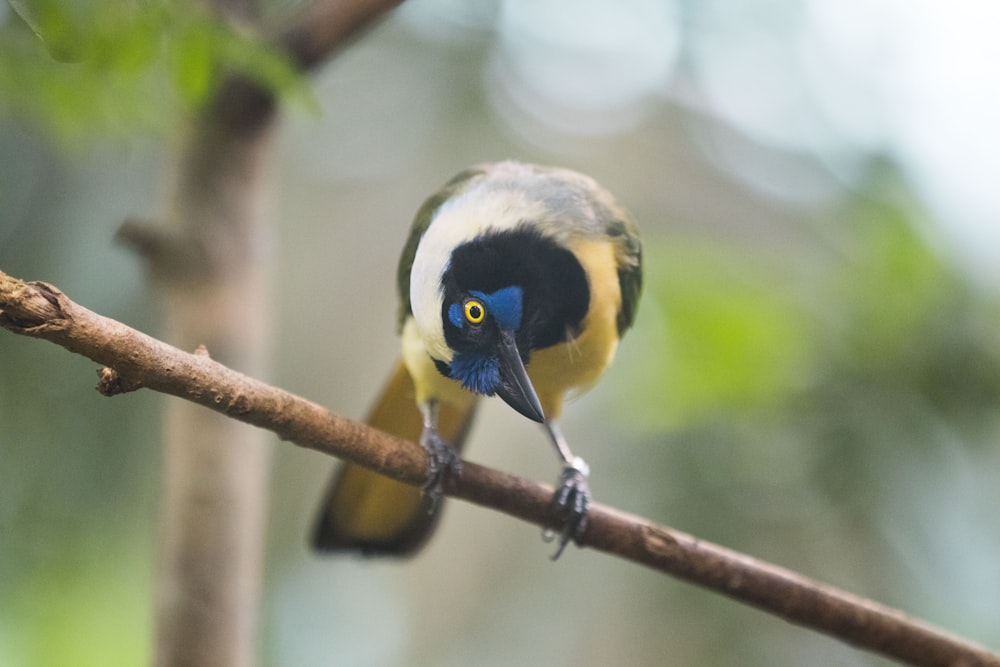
[633,190,1000,431]
[634,237,813,425]
[1,537,151,666]
[0,0,308,142]
[628,183,1000,511]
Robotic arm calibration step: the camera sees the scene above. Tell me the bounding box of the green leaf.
[0,0,311,143]
[168,17,218,104]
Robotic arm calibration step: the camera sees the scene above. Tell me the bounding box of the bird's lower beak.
[495,329,545,423]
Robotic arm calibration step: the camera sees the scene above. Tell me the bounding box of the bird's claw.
[420,429,462,513]
[544,456,591,560]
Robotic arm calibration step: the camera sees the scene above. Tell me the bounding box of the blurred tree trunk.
[114,39,280,665]
[115,1,402,663]
[148,82,276,665]
[157,99,275,667]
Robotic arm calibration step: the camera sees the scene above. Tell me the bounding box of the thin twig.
[274,0,406,71]
[1,269,997,667]
[199,0,406,134]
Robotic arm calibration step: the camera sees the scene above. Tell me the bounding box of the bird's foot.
[543,456,591,560]
[419,428,462,513]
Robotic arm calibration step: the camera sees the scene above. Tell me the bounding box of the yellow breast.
[526,238,622,420]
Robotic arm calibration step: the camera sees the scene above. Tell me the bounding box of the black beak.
[495,329,545,423]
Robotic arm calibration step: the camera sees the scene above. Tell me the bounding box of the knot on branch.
[0,272,67,332]
[96,367,145,396]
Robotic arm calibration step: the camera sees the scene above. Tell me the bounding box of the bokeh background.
[2,0,1000,665]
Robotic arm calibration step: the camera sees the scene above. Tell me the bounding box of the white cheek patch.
[409,244,451,362]
[409,186,547,362]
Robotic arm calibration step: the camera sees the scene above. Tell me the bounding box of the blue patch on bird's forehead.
[447,302,464,329]
[471,285,523,331]
[449,352,501,395]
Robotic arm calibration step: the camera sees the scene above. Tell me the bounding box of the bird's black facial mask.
[435,227,590,423]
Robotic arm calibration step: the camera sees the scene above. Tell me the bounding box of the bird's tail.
[310,361,477,556]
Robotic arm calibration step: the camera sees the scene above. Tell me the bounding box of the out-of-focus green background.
[2,1,999,665]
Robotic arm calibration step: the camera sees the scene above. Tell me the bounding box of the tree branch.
[194,0,405,135]
[1,268,997,667]
[275,0,406,72]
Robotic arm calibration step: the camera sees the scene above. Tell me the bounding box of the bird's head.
[426,226,590,424]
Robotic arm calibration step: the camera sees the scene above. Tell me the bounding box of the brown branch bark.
[2,270,997,667]
[275,0,406,71]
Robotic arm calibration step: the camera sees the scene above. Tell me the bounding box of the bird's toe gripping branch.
[545,456,591,560]
[419,427,462,513]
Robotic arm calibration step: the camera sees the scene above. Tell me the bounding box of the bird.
[311,161,642,559]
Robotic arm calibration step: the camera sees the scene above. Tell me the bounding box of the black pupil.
[469,304,482,320]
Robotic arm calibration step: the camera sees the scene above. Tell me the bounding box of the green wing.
[566,166,642,337]
[610,213,642,336]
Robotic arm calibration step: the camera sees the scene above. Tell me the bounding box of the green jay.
[312,161,642,558]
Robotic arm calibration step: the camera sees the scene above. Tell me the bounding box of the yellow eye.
[464,299,486,324]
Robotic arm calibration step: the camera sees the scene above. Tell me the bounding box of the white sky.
[804,0,1000,282]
